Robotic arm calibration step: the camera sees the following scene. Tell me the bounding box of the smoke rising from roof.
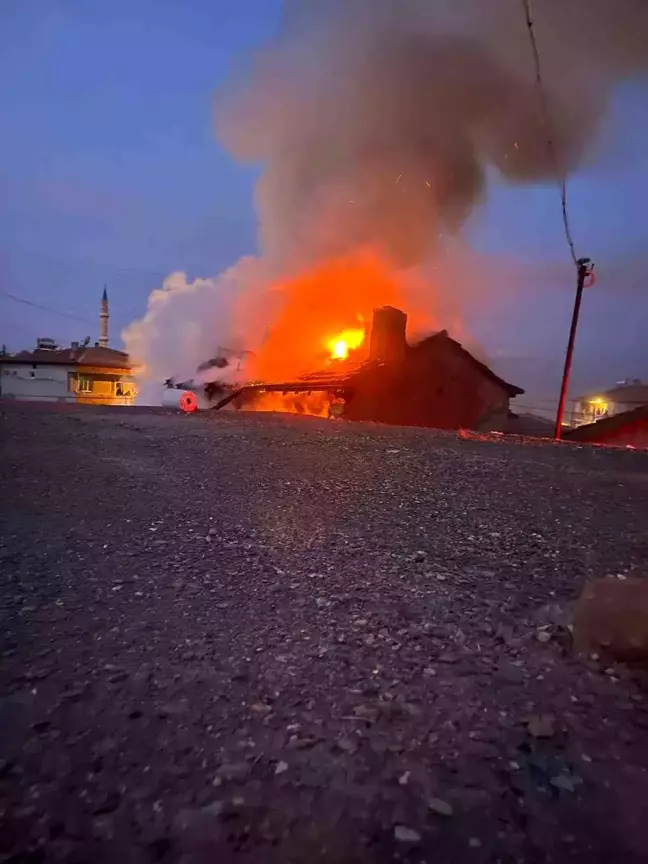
[122,259,269,393]
[124,0,648,396]
[216,0,648,267]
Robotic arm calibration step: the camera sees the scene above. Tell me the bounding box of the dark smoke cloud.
[215,0,648,267]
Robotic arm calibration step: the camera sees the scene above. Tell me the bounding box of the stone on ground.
[572,577,648,665]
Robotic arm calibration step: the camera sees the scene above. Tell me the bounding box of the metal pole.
[554,258,591,440]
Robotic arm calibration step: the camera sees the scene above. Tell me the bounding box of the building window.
[588,399,609,419]
[78,375,93,393]
[115,382,124,397]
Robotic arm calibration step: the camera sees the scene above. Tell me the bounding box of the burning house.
[214,305,523,431]
[124,4,648,419]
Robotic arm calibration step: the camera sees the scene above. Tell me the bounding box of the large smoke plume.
[217,0,648,266]
[125,0,648,392]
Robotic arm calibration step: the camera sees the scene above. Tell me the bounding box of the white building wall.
[0,364,74,402]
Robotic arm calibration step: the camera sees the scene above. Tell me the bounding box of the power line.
[110,267,167,279]
[0,263,171,325]
[520,0,578,265]
[0,274,160,324]
[0,291,95,326]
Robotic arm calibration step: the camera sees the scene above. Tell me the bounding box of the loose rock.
[527,714,556,739]
[428,797,454,816]
[394,825,421,843]
[572,577,648,666]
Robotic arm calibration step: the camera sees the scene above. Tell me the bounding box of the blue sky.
[1,0,646,396]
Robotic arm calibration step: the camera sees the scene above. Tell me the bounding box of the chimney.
[369,306,407,364]
[99,286,109,348]
[36,337,58,351]
[70,341,79,350]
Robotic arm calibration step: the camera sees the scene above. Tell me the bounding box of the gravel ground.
[1,403,648,864]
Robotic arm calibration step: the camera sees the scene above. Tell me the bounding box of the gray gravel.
[1,403,648,863]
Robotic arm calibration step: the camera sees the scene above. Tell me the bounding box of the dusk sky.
[1,0,646,401]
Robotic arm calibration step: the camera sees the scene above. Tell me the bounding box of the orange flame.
[232,248,438,420]
[327,327,365,361]
[242,249,428,383]
[251,391,330,417]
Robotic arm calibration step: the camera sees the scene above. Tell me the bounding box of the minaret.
[99,286,109,348]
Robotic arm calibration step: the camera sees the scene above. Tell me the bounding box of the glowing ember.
[327,328,365,361]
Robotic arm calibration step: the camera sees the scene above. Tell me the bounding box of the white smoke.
[123,257,272,403]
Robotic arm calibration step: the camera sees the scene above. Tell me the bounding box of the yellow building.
[572,379,648,427]
[0,290,138,406]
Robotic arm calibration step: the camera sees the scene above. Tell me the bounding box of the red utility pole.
[554,257,595,439]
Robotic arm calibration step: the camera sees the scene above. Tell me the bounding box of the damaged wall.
[345,342,513,430]
[342,309,517,429]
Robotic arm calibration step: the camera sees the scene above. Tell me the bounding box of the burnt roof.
[211,337,524,413]
[274,332,523,395]
[564,404,648,443]
[296,358,384,387]
[211,359,385,411]
[1,346,132,369]
[411,330,525,397]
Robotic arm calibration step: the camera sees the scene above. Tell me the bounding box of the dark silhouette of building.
[216,306,524,431]
[334,306,523,429]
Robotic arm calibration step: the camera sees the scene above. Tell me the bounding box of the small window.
[115,382,124,397]
[78,375,93,393]
[588,400,608,418]
[30,371,35,378]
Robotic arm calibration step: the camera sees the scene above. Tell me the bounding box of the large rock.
[573,577,648,665]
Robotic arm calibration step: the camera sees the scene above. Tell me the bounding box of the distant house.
[572,379,648,427]
[0,291,136,406]
[222,306,524,430]
[0,342,136,406]
[565,405,648,449]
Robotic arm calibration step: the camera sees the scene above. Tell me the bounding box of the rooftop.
[294,330,524,395]
[411,330,524,397]
[576,381,648,405]
[1,345,132,369]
